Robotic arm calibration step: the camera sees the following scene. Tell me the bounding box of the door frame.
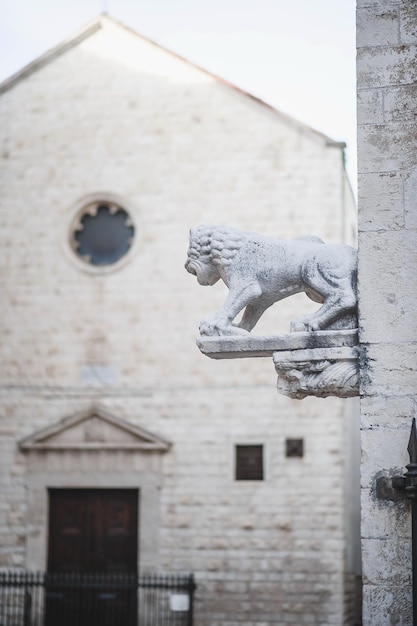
[25,466,162,573]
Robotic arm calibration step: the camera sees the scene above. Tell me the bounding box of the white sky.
[1,0,357,188]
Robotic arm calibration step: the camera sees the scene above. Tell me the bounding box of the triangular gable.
[19,405,171,451]
[0,14,341,147]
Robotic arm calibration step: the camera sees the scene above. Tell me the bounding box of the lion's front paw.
[290,319,307,333]
[199,317,249,337]
[199,320,221,337]
[290,318,321,333]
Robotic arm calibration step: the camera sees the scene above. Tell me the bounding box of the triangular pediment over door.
[20,405,169,573]
[19,405,171,451]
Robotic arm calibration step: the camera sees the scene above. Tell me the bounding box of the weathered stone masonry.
[357,1,417,624]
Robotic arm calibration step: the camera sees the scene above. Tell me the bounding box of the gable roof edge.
[107,15,344,147]
[0,14,345,148]
[0,18,103,96]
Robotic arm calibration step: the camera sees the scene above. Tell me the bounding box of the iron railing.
[0,571,195,626]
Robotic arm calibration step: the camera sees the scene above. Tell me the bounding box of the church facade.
[0,15,359,624]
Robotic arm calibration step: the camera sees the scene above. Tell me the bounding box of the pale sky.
[1,0,357,187]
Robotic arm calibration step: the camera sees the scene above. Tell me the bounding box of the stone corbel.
[273,345,359,399]
[197,329,360,399]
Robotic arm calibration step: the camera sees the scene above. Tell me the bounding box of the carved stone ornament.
[273,346,359,399]
[185,225,358,336]
[186,225,359,399]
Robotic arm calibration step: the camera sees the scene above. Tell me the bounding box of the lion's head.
[185,225,243,285]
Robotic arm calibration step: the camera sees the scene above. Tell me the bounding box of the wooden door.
[46,489,138,626]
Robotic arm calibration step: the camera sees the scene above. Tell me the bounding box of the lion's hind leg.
[291,251,357,332]
[291,288,356,332]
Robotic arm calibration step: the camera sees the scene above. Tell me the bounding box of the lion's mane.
[187,225,243,267]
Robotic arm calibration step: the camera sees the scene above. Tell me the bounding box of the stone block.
[399,6,417,45]
[362,584,412,626]
[404,167,417,229]
[357,45,417,89]
[362,537,411,585]
[357,122,417,174]
[360,395,416,430]
[358,171,404,231]
[384,84,417,123]
[360,343,417,396]
[360,427,410,488]
[360,484,410,539]
[357,88,384,125]
[357,7,399,48]
[358,229,417,343]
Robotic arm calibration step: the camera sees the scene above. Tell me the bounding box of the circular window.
[71,201,135,267]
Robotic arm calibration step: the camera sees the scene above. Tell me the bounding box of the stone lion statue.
[185,225,357,336]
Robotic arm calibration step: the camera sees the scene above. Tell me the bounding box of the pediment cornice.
[19,405,171,452]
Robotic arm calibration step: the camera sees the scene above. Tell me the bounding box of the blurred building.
[0,15,360,625]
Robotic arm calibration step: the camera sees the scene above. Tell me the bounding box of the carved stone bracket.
[273,345,359,399]
[197,329,359,399]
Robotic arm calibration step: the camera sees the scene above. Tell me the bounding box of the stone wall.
[0,16,358,624]
[357,1,417,623]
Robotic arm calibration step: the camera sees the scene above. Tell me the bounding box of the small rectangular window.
[285,438,304,458]
[235,445,264,480]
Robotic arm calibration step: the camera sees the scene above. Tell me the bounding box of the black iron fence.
[0,571,195,626]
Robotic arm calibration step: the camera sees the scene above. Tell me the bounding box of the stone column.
[357,1,417,623]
